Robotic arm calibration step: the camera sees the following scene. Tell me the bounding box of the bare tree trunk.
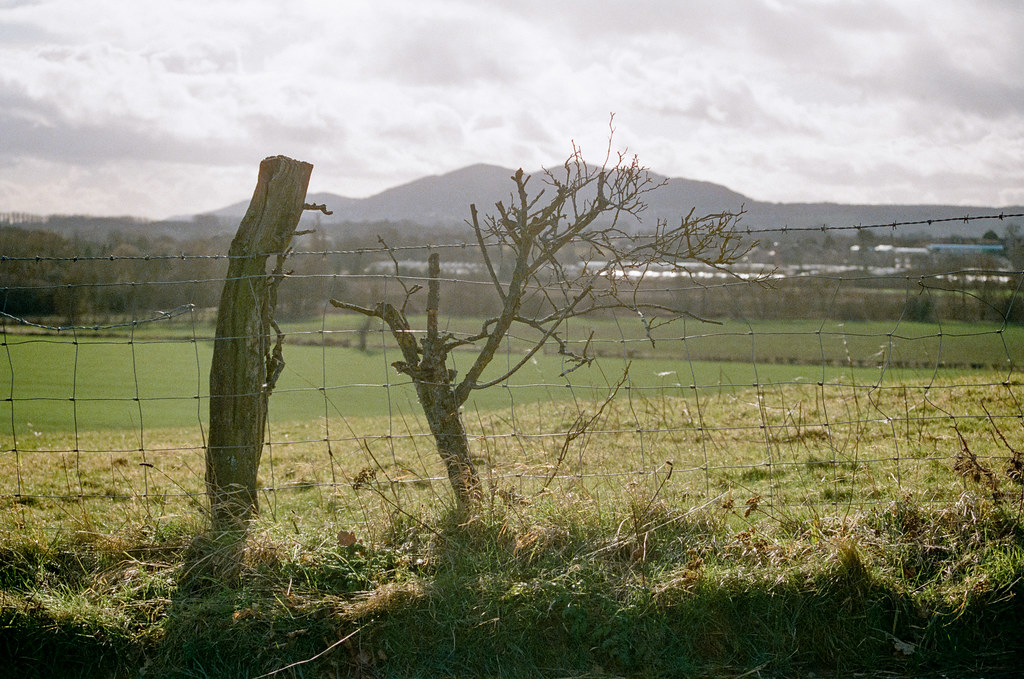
[416,253,480,511]
[206,155,312,534]
[414,373,480,511]
[332,254,481,511]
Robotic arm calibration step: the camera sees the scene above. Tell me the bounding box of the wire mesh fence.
[2,211,1023,536]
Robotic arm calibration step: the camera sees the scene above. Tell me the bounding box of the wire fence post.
[206,155,312,535]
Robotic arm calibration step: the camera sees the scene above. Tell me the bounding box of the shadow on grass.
[3,500,1024,678]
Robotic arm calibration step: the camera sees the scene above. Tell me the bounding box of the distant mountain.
[200,165,756,229]
[190,163,1022,241]
[199,191,358,222]
[198,164,514,227]
[344,163,515,224]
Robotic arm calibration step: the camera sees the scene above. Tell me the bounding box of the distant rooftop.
[927,243,1005,254]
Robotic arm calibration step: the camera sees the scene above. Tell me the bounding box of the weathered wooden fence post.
[206,155,312,534]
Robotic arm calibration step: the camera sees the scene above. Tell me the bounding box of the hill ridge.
[195,164,1022,240]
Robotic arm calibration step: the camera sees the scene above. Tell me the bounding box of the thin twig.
[254,625,363,678]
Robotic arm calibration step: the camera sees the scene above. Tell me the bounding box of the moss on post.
[206,155,312,534]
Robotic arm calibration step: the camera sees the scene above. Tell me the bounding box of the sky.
[1,0,1022,220]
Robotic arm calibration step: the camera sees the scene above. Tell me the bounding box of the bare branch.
[330,298,420,368]
[469,283,593,392]
[426,253,440,344]
[470,203,506,302]
[376,236,424,314]
[540,364,629,491]
[303,202,333,215]
[329,299,377,317]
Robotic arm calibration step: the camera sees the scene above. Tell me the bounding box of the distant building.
[849,241,1010,272]
[926,243,1005,256]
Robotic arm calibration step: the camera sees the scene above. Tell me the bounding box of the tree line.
[2,215,1022,329]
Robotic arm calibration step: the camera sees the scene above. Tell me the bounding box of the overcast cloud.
[1,0,1022,218]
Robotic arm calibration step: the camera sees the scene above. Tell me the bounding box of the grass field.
[2,314,1024,676]
[2,316,1020,435]
[2,373,1023,677]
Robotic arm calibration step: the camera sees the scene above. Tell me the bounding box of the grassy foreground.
[3,375,1024,677]
[2,490,1023,678]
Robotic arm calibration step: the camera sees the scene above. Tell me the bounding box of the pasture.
[3,314,1022,536]
[3,314,1024,677]
[3,315,1019,434]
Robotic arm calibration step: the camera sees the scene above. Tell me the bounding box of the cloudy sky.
[1,0,1022,219]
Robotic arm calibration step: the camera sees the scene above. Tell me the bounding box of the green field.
[3,314,1022,535]
[2,316,1020,436]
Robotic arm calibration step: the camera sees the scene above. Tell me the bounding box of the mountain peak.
[191,164,1023,239]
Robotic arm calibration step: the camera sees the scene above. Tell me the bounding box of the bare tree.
[331,131,752,511]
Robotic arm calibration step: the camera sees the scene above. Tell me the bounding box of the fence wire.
[1,212,1023,534]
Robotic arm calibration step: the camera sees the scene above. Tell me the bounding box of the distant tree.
[331,129,753,511]
[856,227,877,247]
[1006,224,1024,270]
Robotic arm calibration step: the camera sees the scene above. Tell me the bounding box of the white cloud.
[0,0,1022,217]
